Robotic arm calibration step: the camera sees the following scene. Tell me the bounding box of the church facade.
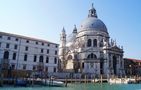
[59,4,125,78]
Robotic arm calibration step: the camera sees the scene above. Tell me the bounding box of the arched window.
[87,55,90,59]
[3,51,9,59]
[67,55,72,60]
[24,54,27,61]
[87,39,92,47]
[93,54,97,59]
[99,40,103,47]
[54,57,57,64]
[46,56,49,63]
[91,53,94,58]
[93,39,97,47]
[13,53,16,60]
[87,53,97,59]
[82,62,84,69]
[39,56,44,62]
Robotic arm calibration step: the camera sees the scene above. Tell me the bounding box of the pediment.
[106,46,123,53]
[111,46,121,51]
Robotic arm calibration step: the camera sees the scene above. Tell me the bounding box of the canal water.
[0,83,141,90]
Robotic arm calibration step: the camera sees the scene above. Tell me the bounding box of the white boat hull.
[42,79,64,87]
[108,78,135,84]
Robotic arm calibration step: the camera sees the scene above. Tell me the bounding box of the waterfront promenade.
[0,76,141,87]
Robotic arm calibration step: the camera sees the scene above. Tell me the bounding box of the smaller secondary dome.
[80,17,107,32]
[66,26,77,47]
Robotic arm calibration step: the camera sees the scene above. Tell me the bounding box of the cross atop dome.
[92,3,94,9]
[88,3,98,18]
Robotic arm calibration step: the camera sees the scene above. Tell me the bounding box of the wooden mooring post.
[85,75,87,83]
[32,77,34,87]
[100,74,103,84]
[65,75,68,87]
[93,75,95,83]
[71,75,73,84]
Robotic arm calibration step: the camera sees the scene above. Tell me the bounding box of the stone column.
[106,52,110,78]
[121,55,125,75]
[110,54,114,75]
[117,55,121,76]
[118,55,121,77]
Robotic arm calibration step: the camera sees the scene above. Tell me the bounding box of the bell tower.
[59,27,67,71]
[59,27,66,48]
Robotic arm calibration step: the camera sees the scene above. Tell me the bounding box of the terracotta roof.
[124,58,141,63]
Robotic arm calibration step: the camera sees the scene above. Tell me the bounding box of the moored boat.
[42,79,65,87]
[108,78,135,84]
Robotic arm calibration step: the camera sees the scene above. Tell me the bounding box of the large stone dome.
[80,17,107,33]
[79,4,108,33]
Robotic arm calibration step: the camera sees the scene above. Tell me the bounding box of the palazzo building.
[124,58,141,76]
[0,31,59,77]
[59,4,125,77]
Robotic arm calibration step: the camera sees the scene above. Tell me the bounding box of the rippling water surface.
[0,83,141,90]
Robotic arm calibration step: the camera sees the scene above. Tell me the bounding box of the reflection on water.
[0,83,141,90]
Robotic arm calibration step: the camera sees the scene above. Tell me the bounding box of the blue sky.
[0,0,141,59]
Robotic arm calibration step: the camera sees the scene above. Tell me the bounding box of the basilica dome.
[79,4,108,33]
[80,17,107,33]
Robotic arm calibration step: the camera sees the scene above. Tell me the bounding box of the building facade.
[124,58,141,76]
[59,4,125,78]
[0,32,58,78]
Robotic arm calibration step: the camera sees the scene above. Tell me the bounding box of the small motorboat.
[108,78,134,84]
[42,79,64,87]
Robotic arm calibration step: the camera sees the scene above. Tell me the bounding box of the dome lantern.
[79,3,108,33]
[88,3,97,18]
